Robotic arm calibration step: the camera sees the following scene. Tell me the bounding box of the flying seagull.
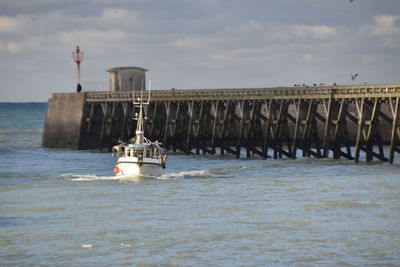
[351,73,358,81]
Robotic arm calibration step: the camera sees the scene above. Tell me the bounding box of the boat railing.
[117,146,163,159]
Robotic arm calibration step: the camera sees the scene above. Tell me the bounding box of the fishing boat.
[112,86,167,177]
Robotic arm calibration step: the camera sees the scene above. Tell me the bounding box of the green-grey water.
[0,103,399,266]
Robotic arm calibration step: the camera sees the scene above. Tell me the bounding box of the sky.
[0,0,399,102]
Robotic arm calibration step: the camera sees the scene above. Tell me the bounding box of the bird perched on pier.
[351,73,358,81]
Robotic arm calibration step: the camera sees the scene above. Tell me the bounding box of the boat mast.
[133,80,151,144]
[135,91,145,144]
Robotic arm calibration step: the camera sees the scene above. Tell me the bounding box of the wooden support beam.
[314,112,326,123]
[244,100,257,159]
[163,101,171,146]
[99,102,109,151]
[251,148,268,157]
[210,100,219,154]
[85,102,95,135]
[147,101,158,137]
[276,147,292,158]
[195,101,205,153]
[272,100,289,158]
[354,98,365,163]
[224,146,237,155]
[344,110,358,125]
[331,99,347,159]
[185,101,194,154]
[291,99,302,159]
[162,101,181,151]
[218,101,232,156]
[105,102,117,151]
[358,145,388,161]
[120,102,128,140]
[352,97,386,162]
[300,101,313,157]
[201,146,212,154]
[389,97,400,164]
[285,113,296,123]
[308,149,323,158]
[366,99,380,162]
[339,150,354,160]
[262,100,273,159]
[236,100,244,158]
[322,98,332,158]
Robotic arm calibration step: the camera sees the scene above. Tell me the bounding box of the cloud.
[96,8,139,27]
[170,37,212,49]
[168,20,341,70]
[0,41,24,53]
[238,20,263,32]
[291,24,337,39]
[0,1,399,101]
[58,28,132,54]
[0,15,31,33]
[211,47,270,59]
[363,14,400,47]
[370,15,400,36]
[42,8,140,32]
[0,8,140,54]
[207,47,284,67]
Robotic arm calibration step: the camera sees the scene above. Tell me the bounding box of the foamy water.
[62,170,213,181]
[1,103,400,266]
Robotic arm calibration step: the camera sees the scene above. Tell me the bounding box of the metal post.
[72,46,84,92]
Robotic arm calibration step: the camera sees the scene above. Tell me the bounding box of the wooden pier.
[43,84,400,163]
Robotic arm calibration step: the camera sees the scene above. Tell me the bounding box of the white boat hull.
[115,157,163,177]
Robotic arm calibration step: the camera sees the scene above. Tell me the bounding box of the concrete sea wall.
[42,93,87,149]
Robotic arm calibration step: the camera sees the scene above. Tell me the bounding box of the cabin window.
[146,149,151,157]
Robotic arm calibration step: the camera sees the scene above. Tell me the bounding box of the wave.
[60,174,122,181]
[60,165,249,182]
[158,170,211,179]
[60,170,213,182]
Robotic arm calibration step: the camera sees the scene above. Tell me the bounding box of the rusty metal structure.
[43,84,400,163]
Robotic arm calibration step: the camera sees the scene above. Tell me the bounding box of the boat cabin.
[113,143,163,159]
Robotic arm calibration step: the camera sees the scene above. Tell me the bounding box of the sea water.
[0,103,399,266]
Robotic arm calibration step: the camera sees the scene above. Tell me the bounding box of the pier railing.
[84,84,400,102]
